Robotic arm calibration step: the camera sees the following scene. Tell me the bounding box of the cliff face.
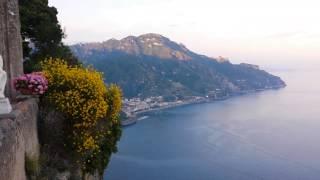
[0,98,40,180]
[0,99,101,180]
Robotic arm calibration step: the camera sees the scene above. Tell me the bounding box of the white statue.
[0,55,7,98]
[0,55,12,114]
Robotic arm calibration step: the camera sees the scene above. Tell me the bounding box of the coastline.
[121,98,208,126]
[121,86,285,127]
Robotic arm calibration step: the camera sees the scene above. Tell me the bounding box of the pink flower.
[13,72,48,95]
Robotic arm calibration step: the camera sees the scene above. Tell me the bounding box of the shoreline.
[121,86,285,126]
[121,98,208,126]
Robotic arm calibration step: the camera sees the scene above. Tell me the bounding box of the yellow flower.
[40,58,122,173]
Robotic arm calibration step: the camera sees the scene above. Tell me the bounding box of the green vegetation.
[40,59,122,175]
[25,155,40,180]
[71,35,285,98]
[19,0,78,72]
[18,1,123,177]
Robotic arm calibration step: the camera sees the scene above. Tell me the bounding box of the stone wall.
[0,0,24,99]
[0,98,40,180]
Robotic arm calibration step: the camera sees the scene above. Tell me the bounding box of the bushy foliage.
[19,0,79,72]
[41,58,122,174]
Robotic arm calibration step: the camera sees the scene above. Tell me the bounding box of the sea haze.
[104,69,320,180]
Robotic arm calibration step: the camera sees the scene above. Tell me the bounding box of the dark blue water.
[104,70,320,180]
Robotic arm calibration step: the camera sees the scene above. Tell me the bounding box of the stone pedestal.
[0,98,12,114]
[0,0,24,99]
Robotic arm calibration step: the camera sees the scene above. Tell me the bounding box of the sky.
[49,0,320,69]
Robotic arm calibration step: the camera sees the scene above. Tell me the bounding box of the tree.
[19,0,78,72]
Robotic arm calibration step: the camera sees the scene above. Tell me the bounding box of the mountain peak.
[72,33,194,61]
[138,33,166,39]
[137,33,167,44]
[122,35,136,41]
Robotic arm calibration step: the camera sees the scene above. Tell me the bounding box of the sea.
[104,68,320,180]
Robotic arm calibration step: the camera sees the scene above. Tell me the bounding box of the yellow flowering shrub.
[40,58,122,174]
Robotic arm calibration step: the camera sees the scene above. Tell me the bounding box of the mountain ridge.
[70,33,285,98]
[72,33,207,61]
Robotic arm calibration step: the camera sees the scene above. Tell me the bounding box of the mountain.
[70,33,285,98]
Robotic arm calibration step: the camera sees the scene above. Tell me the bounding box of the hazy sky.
[49,0,320,68]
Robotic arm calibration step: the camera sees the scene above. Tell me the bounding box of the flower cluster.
[40,58,122,174]
[14,72,48,95]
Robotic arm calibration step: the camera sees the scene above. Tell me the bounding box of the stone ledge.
[0,97,39,180]
[0,111,17,119]
[0,97,39,120]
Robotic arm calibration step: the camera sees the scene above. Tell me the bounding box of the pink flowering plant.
[14,72,48,95]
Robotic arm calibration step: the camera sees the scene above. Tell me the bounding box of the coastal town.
[120,88,231,125]
[122,96,205,117]
[120,85,285,126]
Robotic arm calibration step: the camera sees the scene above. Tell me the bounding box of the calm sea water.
[104,69,320,180]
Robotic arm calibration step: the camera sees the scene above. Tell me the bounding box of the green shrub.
[40,58,122,175]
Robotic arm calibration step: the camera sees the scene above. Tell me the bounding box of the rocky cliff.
[0,99,102,180]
